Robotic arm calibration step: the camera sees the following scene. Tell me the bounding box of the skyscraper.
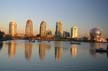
[40,21,46,38]
[55,21,63,38]
[25,19,33,38]
[9,21,17,37]
[71,26,78,38]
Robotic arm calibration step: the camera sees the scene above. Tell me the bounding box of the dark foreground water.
[0,40,108,71]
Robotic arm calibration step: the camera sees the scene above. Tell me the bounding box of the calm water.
[0,40,108,71]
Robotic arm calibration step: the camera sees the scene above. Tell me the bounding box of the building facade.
[9,21,17,37]
[63,31,70,38]
[40,21,46,38]
[46,30,53,39]
[71,26,78,38]
[25,19,33,38]
[55,21,63,38]
[90,28,106,42]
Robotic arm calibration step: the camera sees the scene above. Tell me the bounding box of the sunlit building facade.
[55,21,63,38]
[40,21,46,38]
[71,26,78,38]
[9,21,17,37]
[25,19,33,38]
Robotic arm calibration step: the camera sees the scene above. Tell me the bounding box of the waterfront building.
[9,21,17,37]
[25,19,33,38]
[71,26,78,38]
[63,31,70,38]
[90,28,106,42]
[40,21,46,38]
[46,30,53,39]
[55,21,63,39]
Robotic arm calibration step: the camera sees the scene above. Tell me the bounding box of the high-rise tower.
[55,21,63,38]
[9,21,17,37]
[25,19,33,38]
[71,26,78,38]
[40,21,46,38]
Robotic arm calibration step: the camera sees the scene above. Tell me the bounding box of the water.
[0,40,108,71]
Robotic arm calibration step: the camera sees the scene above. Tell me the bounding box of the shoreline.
[1,38,108,43]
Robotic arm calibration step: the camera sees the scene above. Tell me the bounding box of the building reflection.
[95,43,102,49]
[55,41,63,62]
[25,42,32,61]
[0,42,3,51]
[106,45,108,58]
[89,43,106,57]
[89,43,108,58]
[89,43,96,57]
[107,53,108,58]
[70,45,77,58]
[39,42,48,61]
[8,41,16,59]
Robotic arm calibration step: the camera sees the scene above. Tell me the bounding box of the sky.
[0,0,108,37]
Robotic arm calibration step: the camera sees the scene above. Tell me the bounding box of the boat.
[32,40,35,42]
[48,40,50,43]
[96,48,108,53]
[37,39,42,42]
[29,39,35,42]
[70,41,81,45]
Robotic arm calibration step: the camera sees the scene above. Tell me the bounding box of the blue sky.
[0,0,108,37]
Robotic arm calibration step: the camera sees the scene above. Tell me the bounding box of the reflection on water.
[5,41,108,61]
[89,43,108,58]
[70,45,77,58]
[55,41,63,62]
[25,42,32,61]
[90,43,103,49]
[8,41,16,59]
[39,42,46,61]
[0,42,3,50]
[89,43,97,57]
[39,41,51,61]
[0,40,108,71]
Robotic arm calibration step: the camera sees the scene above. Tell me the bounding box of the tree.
[0,31,5,39]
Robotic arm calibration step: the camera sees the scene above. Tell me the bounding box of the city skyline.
[0,0,108,37]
